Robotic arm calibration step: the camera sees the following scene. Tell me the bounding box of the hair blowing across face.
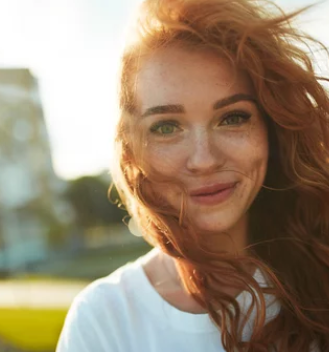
[111,0,329,350]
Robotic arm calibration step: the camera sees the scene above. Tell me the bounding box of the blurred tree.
[65,175,126,228]
[18,199,73,250]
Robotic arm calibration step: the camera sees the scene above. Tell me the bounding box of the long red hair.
[112,0,329,350]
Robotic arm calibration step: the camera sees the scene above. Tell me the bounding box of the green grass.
[0,308,67,352]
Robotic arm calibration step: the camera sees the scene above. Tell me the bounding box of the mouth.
[190,182,237,205]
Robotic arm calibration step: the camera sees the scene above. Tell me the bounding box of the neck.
[144,214,252,312]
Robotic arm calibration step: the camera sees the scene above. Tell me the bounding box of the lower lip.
[190,184,237,206]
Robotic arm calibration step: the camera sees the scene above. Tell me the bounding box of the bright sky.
[0,0,327,180]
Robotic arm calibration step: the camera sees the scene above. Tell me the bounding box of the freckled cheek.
[142,145,187,176]
[219,130,268,178]
[241,135,269,182]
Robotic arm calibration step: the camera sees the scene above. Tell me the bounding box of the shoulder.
[56,254,150,352]
[75,259,139,305]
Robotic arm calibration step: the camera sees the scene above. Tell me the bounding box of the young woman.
[57,0,329,351]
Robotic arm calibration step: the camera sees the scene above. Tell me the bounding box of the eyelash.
[149,120,180,135]
[149,110,252,135]
[220,111,252,126]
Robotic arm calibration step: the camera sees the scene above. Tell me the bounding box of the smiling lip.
[190,182,237,205]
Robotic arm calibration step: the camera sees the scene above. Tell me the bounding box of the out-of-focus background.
[0,0,327,351]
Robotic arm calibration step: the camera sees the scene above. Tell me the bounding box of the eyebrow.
[141,93,257,118]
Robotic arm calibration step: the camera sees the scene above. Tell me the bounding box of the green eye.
[223,115,241,125]
[159,124,175,134]
[221,112,251,126]
[150,121,179,135]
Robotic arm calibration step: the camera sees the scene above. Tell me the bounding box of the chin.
[189,213,248,253]
[191,213,242,234]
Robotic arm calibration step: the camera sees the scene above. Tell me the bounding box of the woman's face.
[135,47,268,234]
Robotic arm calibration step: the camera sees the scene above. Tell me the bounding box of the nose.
[186,129,224,174]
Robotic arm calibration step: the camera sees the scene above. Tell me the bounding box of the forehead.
[136,47,254,112]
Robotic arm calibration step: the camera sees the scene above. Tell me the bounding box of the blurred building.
[0,69,75,273]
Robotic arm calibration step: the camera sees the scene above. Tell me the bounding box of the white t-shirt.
[56,248,280,352]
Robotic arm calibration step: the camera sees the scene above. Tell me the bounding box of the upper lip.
[190,182,237,196]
